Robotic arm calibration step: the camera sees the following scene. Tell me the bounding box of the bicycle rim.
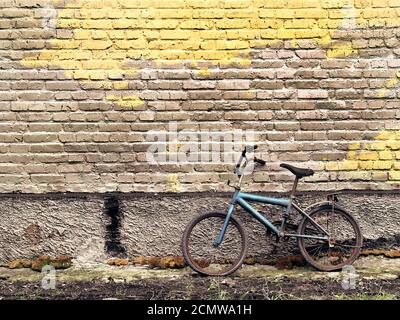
[298,206,362,271]
[182,212,247,276]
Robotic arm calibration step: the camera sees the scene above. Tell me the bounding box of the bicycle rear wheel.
[297,204,363,271]
[182,211,247,276]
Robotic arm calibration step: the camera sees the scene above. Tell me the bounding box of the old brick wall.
[0,0,399,194]
[0,0,400,262]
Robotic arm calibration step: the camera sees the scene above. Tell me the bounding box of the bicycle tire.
[181,211,248,276]
[297,204,363,271]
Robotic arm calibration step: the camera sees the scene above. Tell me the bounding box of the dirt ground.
[0,256,399,300]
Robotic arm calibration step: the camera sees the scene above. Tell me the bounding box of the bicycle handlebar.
[235,145,266,175]
[254,157,266,166]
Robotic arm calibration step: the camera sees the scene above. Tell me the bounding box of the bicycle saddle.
[280,163,314,179]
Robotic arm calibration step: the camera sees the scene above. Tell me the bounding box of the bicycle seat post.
[290,177,299,198]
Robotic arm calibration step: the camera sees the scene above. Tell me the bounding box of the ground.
[0,256,399,300]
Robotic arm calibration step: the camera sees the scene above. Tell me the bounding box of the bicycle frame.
[213,190,330,247]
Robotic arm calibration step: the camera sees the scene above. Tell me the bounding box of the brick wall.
[0,0,399,194]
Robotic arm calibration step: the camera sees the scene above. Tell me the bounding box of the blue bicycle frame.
[213,190,329,247]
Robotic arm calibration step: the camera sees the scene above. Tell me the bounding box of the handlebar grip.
[254,157,266,166]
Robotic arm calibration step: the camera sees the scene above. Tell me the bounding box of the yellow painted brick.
[91,30,109,40]
[275,9,296,18]
[347,151,357,160]
[186,0,217,8]
[359,161,374,170]
[192,9,224,18]
[107,9,125,19]
[106,30,126,39]
[215,40,249,50]
[372,0,389,7]
[38,51,56,60]
[379,150,393,160]
[72,70,90,80]
[82,60,118,70]
[294,9,328,18]
[124,30,141,39]
[57,9,74,18]
[216,19,250,29]
[225,9,255,18]
[57,50,91,60]
[74,30,91,40]
[318,18,342,29]
[50,60,81,70]
[251,18,283,29]
[325,162,339,171]
[284,19,316,29]
[115,40,148,49]
[376,131,397,140]
[389,171,400,180]
[258,9,276,18]
[362,8,393,18]
[89,70,107,80]
[338,161,359,170]
[50,39,80,49]
[108,69,124,79]
[154,9,191,19]
[81,40,113,50]
[221,0,251,8]
[368,18,386,27]
[145,20,180,29]
[327,44,358,58]
[295,29,328,39]
[348,142,361,150]
[160,30,190,40]
[90,9,108,19]
[56,19,81,29]
[393,162,400,169]
[226,29,257,39]
[82,20,113,29]
[118,0,152,8]
[112,20,142,29]
[200,30,226,39]
[179,40,201,50]
[261,0,286,8]
[395,151,400,159]
[79,0,121,8]
[385,17,400,28]
[359,151,379,160]
[180,20,213,30]
[287,0,321,8]
[373,161,393,170]
[193,50,227,60]
[369,141,386,150]
[113,81,129,90]
[386,141,400,150]
[321,0,347,8]
[21,59,48,68]
[277,29,296,39]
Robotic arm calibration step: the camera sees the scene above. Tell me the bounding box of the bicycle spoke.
[299,207,362,271]
[184,213,246,276]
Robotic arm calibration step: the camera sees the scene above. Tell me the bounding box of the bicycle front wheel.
[298,204,363,271]
[182,211,247,276]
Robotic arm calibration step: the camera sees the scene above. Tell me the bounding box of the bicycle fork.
[212,204,235,247]
[212,191,239,247]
